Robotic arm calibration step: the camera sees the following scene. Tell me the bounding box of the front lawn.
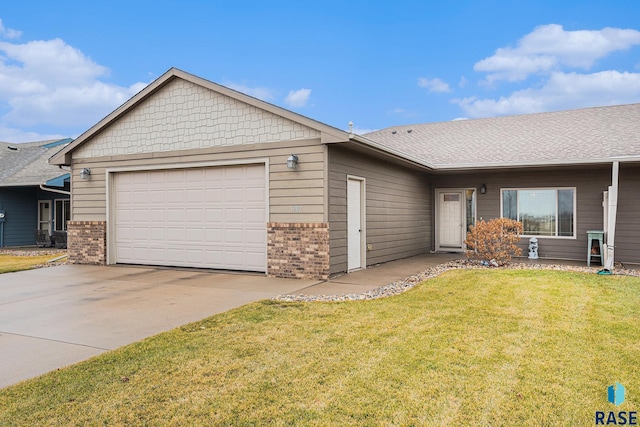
[0,252,65,274]
[1,269,638,426]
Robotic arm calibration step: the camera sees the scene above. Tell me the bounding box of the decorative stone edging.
[273,260,640,303]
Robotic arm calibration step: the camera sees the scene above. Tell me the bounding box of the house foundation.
[67,221,107,265]
[267,222,330,280]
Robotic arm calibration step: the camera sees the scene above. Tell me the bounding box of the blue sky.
[1,0,639,141]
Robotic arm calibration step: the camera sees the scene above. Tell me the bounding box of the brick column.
[67,221,107,265]
[267,222,330,280]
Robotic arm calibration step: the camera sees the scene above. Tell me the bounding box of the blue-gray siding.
[0,187,70,247]
[0,187,38,247]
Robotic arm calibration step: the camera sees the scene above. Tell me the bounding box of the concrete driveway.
[0,253,462,389]
[0,264,321,388]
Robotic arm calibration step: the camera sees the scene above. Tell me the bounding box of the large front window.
[501,188,575,237]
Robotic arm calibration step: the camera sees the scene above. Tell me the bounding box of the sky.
[0,0,639,142]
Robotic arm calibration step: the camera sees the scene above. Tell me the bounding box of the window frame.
[500,187,577,239]
[38,200,51,234]
[54,199,71,232]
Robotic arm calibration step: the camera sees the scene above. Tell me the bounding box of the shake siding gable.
[66,72,330,225]
[74,78,321,159]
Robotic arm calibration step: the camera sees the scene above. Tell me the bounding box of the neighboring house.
[0,139,72,247]
[49,68,640,279]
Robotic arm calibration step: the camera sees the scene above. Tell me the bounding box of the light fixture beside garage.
[286,154,299,169]
[79,168,91,180]
[480,184,487,194]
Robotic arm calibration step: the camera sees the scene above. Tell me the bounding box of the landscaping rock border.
[0,249,68,269]
[274,259,640,303]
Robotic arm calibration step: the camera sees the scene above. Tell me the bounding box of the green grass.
[1,269,638,426]
[0,254,64,274]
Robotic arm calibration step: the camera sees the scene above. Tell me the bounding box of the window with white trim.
[501,188,575,237]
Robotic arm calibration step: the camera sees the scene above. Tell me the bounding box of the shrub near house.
[464,218,523,265]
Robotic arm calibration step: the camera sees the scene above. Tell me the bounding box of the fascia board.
[346,134,436,170]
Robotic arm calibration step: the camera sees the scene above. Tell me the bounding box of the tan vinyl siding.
[432,166,612,262]
[328,145,431,275]
[70,139,326,224]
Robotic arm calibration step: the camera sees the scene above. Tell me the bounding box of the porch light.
[80,168,91,180]
[480,184,487,194]
[286,154,299,169]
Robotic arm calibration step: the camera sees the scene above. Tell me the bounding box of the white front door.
[437,191,464,250]
[347,177,364,271]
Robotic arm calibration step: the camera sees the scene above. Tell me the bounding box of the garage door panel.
[246,229,267,244]
[166,227,184,242]
[185,208,204,222]
[166,189,185,202]
[205,208,223,222]
[246,208,265,222]
[225,188,244,202]
[246,187,266,202]
[185,228,204,243]
[167,209,184,222]
[114,164,266,271]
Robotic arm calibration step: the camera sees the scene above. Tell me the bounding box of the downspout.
[39,184,71,196]
[600,161,619,274]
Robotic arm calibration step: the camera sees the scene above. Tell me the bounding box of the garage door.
[113,164,266,271]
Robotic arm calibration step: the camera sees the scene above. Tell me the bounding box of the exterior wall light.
[480,184,487,194]
[80,168,92,180]
[286,154,299,169]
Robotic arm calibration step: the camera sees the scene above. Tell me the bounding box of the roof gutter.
[39,184,70,196]
[425,156,640,171]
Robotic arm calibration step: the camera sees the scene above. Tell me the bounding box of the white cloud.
[0,36,147,137]
[458,76,468,88]
[349,127,378,135]
[475,24,640,84]
[0,19,21,39]
[224,82,276,101]
[284,88,311,108]
[457,70,640,117]
[0,124,64,143]
[417,77,451,93]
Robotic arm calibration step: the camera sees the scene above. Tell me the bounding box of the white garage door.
[113,164,266,272]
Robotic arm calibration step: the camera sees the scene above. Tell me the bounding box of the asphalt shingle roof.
[363,103,640,169]
[0,139,71,187]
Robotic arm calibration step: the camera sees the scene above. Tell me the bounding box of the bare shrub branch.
[464,218,523,266]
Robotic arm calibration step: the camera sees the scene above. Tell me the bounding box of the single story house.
[49,68,640,279]
[0,139,72,247]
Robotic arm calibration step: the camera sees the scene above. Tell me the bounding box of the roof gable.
[51,68,349,165]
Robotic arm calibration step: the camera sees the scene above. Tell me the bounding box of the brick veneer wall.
[267,222,330,280]
[67,221,107,265]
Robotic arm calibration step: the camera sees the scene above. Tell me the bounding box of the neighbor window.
[55,199,71,231]
[501,188,575,237]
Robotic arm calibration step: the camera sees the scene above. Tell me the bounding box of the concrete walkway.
[293,253,464,296]
[0,254,463,388]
